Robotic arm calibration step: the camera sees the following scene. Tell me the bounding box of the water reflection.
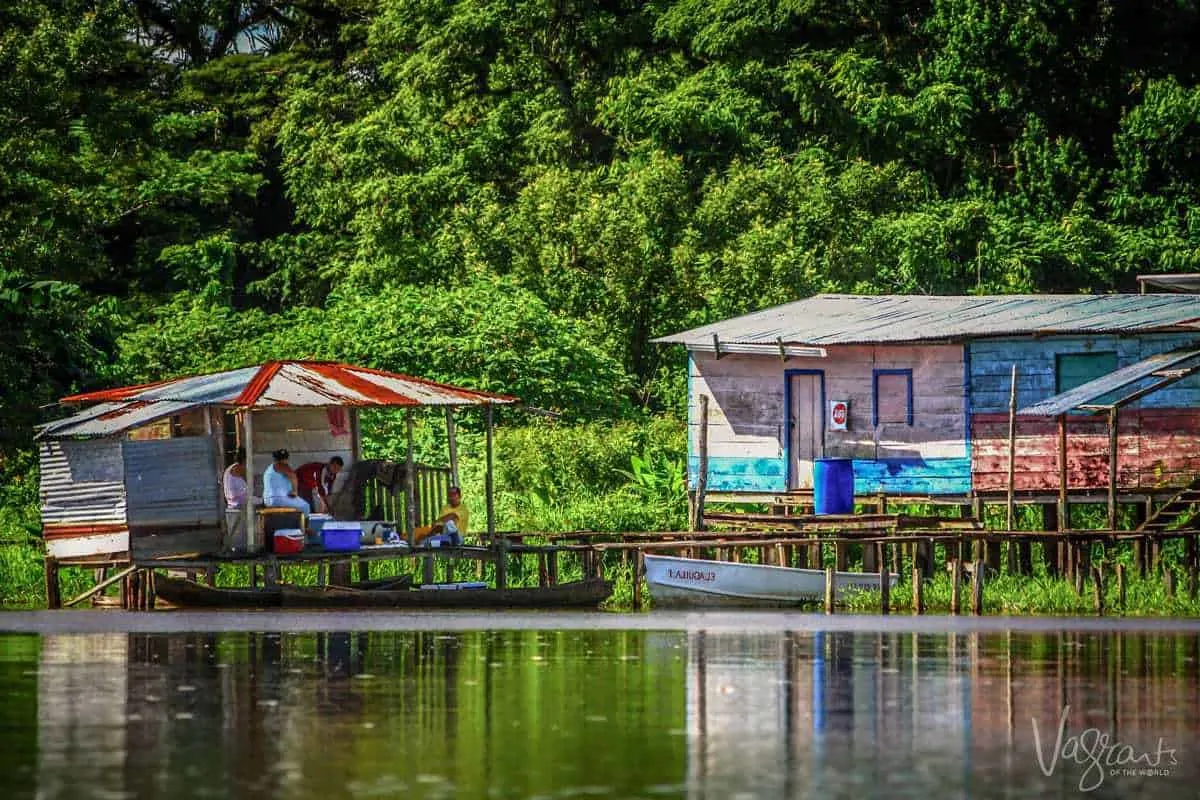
[1,627,1197,799]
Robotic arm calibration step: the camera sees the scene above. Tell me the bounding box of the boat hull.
[644,554,898,608]
[152,574,612,610]
[281,579,613,609]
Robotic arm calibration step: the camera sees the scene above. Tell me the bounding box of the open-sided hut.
[655,293,1200,508]
[36,361,516,571]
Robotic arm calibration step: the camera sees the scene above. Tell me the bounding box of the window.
[873,369,913,426]
[1055,352,1118,394]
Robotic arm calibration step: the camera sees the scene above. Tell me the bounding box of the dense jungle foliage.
[3,0,1200,550]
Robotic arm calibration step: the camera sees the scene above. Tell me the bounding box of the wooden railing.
[361,464,454,534]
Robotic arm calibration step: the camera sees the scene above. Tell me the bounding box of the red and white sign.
[829,400,849,431]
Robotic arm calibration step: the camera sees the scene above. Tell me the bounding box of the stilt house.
[36,361,515,566]
[655,294,1200,508]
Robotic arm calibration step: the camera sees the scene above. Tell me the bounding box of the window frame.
[872,368,914,426]
[1054,351,1119,395]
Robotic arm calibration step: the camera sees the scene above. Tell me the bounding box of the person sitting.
[414,486,470,547]
[222,447,249,508]
[262,448,310,514]
[295,456,344,514]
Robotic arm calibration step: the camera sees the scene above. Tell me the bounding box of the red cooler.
[273,528,305,555]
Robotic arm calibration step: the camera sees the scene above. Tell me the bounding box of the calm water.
[1,620,1198,799]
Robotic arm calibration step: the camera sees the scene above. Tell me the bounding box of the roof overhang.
[1137,273,1200,294]
[1017,347,1200,416]
[684,335,827,359]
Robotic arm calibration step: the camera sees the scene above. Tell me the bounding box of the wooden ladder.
[1137,476,1200,533]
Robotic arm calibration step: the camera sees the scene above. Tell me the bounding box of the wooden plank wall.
[689,345,969,495]
[970,333,1200,492]
[251,408,355,499]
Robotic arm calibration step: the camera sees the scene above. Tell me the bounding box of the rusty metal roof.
[653,294,1200,347]
[40,361,518,439]
[1018,347,1200,416]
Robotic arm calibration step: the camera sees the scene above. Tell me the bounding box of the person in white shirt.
[262,448,310,513]
[222,447,249,508]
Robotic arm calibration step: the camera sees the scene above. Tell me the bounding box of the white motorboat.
[643,553,898,608]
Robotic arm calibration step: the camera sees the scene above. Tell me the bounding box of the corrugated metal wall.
[123,437,222,529]
[39,439,130,559]
[39,439,127,525]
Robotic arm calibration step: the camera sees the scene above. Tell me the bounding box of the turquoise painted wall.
[968,333,1200,414]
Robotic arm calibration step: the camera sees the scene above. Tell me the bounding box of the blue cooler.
[813,458,855,515]
[322,521,361,552]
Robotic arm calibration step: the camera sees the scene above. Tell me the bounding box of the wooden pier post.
[1187,534,1198,598]
[495,541,507,590]
[633,551,644,610]
[44,557,61,610]
[878,557,889,615]
[951,559,962,615]
[824,567,835,614]
[1107,407,1119,532]
[911,566,923,615]
[971,559,985,615]
[1092,566,1104,614]
[1116,563,1127,611]
[1006,364,1018,533]
[547,549,559,586]
[1073,557,1084,595]
[1057,414,1069,575]
[1164,567,1176,600]
[243,409,256,552]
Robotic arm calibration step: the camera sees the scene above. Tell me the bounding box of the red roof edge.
[59,378,178,404]
[234,361,286,406]
[305,363,419,406]
[347,364,520,404]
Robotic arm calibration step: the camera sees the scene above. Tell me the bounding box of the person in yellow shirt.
[414,486,470,546]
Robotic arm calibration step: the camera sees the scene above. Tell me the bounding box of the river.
[1,612,1197,799]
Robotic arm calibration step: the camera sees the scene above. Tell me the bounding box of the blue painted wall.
[968,333,1200,414]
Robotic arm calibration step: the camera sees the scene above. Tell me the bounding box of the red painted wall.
[971,409,1200,492]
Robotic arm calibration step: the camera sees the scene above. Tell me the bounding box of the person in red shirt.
[295,456,344,514]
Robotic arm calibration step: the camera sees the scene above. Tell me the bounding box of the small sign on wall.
[829,400,849,431]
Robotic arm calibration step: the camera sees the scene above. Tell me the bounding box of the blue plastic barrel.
[813,458,854,515]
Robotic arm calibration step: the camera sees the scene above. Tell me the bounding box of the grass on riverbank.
[841,570,1200,616]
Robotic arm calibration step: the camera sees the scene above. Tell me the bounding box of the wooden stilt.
[633,551,644,610]
[1092,567,1104,614]
[548,550,559,586]
[1116,563,1126,611]
[824,567,835,614]
[971,559,985,615]
[951,559,962,615]
[878,556,889,615]
[44,557,61,610]
[911,566,923,615]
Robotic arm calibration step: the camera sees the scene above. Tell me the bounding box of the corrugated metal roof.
[1137,274,1200,294]
[42,361,518,439]
[38,400,199,439]
[1018,347,1200,416]
[653,294,1200,347]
